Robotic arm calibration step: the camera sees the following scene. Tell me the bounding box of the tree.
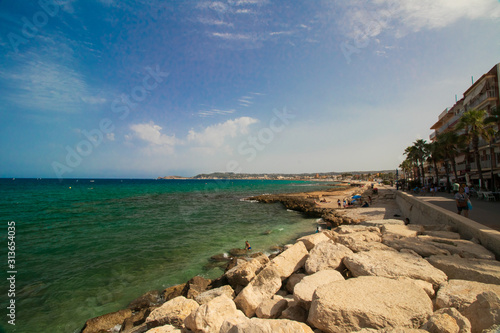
[427,140,443,186]
[413,139,429,185]
[457,109,495,190]
[437,131,465,190]
[484,106,500,191]
[404,146,420,184]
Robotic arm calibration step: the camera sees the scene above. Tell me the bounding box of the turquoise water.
[0,179,329,333]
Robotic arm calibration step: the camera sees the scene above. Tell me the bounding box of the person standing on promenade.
[455,186,469,218]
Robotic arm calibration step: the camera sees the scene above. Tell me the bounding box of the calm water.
[0,178,331,333]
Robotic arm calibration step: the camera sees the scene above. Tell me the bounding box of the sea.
[0,178,334,333]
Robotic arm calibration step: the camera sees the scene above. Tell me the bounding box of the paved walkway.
[404,190,500,231]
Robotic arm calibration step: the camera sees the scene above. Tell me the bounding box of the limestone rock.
[255,295,288,319]
[225,254,269,287]
[293,270,345,309]
[427,255,500,285]
[128,290,162,311]
[308,276,433,333]
[395,277,435,298]
[144,325,181,333]
[304,241,353,274]
[334,225,381,234]
[220,317,314,333]
[234,265,282,317]
[462,292,500,333]
[381,224,423,239]
[145,296,199,328]
[298,232,331,251]
[383,237,451,257]
[280,302,308,323]
[421,231,461,239]
[285,273,305,293]
[482,324,500,333]
[82,309,132,333]
[330,228,383,253]
[435,280,500,311]
[184,276,211,300]
[162,284,186,302]
[361,219,405,227]
[270,241,309,279]
[195,285,235,305]
[121,308,153,332]
[420,308,471,333]
[184,295,245,333]
[418,236,495,260]
[343,249,447,286]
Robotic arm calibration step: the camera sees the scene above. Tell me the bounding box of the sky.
[0,0,499,178]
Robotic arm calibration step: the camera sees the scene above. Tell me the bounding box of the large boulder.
[279,303,308,323]
[220,317,314,333]
[234,265,282,317]
[435,280,500,311]
[285,273,305,293]
[145,296,199,328]
[462,292,500,333]
[128,290,163,311]
[304,241,353,274]
[225,254,269,287]
[183,276,212,300]
[184,295,246,333]
[195,285,235,305]
[381,224,423,239]
[81,309,132,333]
[308,276,433,333]
[270,241,309,279]
[417,236,495,259]
[297,232,331,251]
[330,226,383,252]
[427,255,500,285]
[420,307,471,333]
[343,249,447,286]
[255,295,288,319]
[162,284,186,302]
[383,238,451,257]
[293,270,345,309]
[144,325,181,333]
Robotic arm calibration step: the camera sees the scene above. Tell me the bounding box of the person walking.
[454,186,469,218]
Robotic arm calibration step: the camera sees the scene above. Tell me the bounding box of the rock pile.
[81,219,500,333]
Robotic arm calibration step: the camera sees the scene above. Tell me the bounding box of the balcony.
[471,161,492,170]
[429,132,436,141]
[466,90,498,110]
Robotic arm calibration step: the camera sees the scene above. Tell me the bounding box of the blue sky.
[1,0,499,178]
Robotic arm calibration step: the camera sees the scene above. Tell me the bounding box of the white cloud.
[130,122,180,147]
[211,32,254,40]
[187,117,258,148]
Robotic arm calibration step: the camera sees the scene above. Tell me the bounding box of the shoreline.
[80,181,389,332]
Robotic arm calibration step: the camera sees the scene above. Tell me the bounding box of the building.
[427,62,500,190]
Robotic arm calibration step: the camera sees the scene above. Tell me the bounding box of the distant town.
[157,171,398,182]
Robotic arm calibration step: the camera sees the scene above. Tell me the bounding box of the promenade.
[406,190,500,232]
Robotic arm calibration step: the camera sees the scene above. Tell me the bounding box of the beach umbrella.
[352,195,361,199]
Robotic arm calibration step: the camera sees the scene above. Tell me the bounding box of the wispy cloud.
[211,32,255,40]
[198,108,236,117]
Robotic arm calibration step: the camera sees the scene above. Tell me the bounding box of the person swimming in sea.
[245,240,251,251]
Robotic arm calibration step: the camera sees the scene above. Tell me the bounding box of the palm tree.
[484,106,500,191]
[413,139,429,186]
[457,109,495,190]
[437,131,465,187]
[404,146,420,185]
[427,140,443,186]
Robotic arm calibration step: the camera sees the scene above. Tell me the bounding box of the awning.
[464,80,486,105]
[454,155,466,163]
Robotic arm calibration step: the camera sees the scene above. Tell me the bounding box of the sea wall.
[395,190,500,258]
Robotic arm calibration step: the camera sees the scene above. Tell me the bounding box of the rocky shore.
[80,186,500,333]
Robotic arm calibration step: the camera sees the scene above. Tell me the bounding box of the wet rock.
[128,290,162,311]
[225,253,269,287]
[82,309,132,333]
[183,276,211,300]
[161,284,186,302]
